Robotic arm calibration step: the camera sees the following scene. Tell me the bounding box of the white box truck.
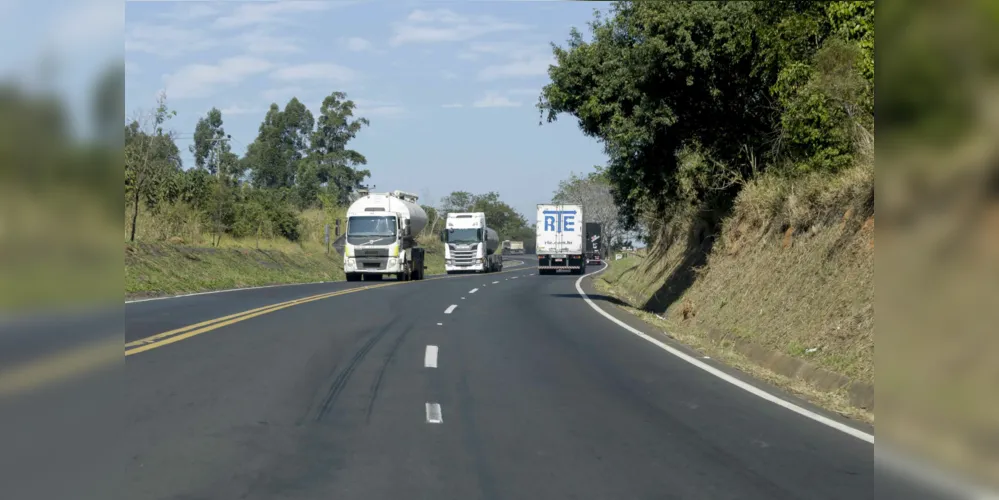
[536,203,586,275]
[443,212,503,274]
[343,190,427,282]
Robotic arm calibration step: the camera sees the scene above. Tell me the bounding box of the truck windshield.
[348,216,396,237]
[445,228,482,244]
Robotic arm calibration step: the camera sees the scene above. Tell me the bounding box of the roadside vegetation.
[125,92,531,298]
[540,1,875,420]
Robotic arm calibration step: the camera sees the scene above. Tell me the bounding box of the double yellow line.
[125,282,398,356]
[125,262,530,357]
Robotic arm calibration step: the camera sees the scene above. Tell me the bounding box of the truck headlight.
[445,259,452,265]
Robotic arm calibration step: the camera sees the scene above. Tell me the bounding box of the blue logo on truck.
[542,210,576,233]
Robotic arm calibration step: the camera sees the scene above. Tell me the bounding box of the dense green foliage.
[437,191,534,243]
[125,90,531,247]
[539,1,874,234]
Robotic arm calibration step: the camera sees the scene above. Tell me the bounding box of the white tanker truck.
[343,190,428,282]
[443,212,503,274]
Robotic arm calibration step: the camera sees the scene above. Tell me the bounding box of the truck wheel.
[346,273,359,282]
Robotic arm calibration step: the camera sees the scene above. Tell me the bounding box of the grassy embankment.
[125,206,444,300]
[595,161,874,422]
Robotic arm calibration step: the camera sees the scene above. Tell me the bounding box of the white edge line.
[444,304,457,314]
[573,263,875,444]
[424,345,438,368]
[578,266,998,498]
[426,402,443,423]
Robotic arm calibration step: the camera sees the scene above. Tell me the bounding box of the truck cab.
[443,212,503,274]
[343,191,426,282]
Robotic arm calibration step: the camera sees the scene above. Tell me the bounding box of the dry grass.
[595,160,875,408]
[594,278,873,423]
[124,203,447,298]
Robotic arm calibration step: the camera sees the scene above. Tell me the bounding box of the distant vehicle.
[343,190,427,282]
[443,212,503,274]
[536,203,586,275]
[508,240,525,254]
[585,222,602,264]
[502,239,512,253]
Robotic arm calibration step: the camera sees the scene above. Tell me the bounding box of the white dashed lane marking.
[426,403,443,424]
[492,281,499,284]
[425,346,438,368]
[444,305,457,314]
[469,288,478,294]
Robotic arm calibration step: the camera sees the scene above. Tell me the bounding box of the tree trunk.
[130,188,140,242]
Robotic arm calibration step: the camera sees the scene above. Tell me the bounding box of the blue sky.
[125,0,612,224]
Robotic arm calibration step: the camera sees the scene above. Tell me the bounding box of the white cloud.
[220,104,266,116]
[354,99,406,117]
[465,41,555,81]
[261,86,305,102]
[237,31,303,54]
[214,1,338,30]
[441,103,463,108]
[389,9,529,46]
[271,63,357,83]
[473,93,521,108]
[49,0,123,54]
[345,37,373,52]
[478,54,554,81]
[157,3,220,21]
[163,56,274,99]
[126,23,220,57]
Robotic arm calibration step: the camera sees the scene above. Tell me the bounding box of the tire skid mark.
[315,319,398,421]
[365,323,413,424]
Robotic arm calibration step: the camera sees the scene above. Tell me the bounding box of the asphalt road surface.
[123,256,932,500]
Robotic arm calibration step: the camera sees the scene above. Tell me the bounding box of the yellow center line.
[0,335,121,398]
[125,286,375,348]
[125,263,530,357]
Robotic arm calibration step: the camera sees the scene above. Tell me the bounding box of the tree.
[539,1,874,237]
[92,62,123,147]
[190,107,233,177]
[552,167,622,252]
[125,91,181,242]
[245,98,313,190]
[438,191,532,241]
[309,91,371,206]
[439,191,474,214]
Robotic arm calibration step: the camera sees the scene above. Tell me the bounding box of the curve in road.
[120,256,936,499]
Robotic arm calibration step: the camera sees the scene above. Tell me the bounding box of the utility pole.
[209,134,232,247]
[211,134,232,179]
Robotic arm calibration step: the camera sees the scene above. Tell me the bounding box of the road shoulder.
[577,267,876,439]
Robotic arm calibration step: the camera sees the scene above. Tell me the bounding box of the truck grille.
[355,248,389,258]
[449,244,478,266]
[356,257,388,270]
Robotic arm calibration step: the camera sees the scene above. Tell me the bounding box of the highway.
[124,255,924,500]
